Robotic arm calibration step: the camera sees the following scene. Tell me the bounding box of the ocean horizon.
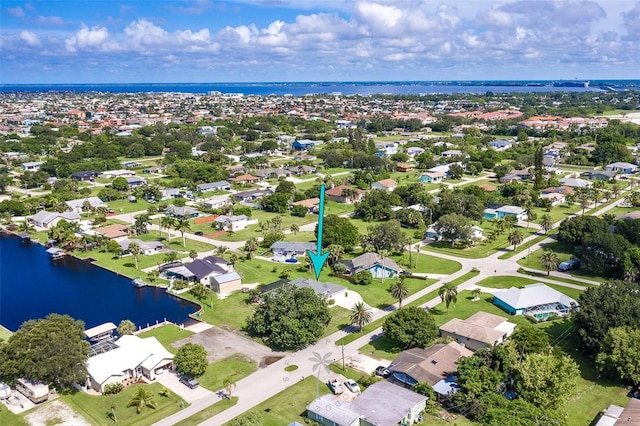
[2,80,638,96]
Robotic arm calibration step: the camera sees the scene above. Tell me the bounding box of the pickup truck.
[327,378,344,394]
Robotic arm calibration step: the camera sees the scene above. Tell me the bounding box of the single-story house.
[233,188,272,203]
[293,140,314,151]
[541,186,575,195]
[254,168,290,180]
[559,177,592,188]
[324,185,365,204]
[581,170,617,181]
[165,205,199,219]
[439,311,516,351]
[285,165,317,175]
[29,211,81,228]
[197,180,231,192]
[407,147,425,157]
[500,174,522,184]
[419,171,445,183]
[428,164,452,176]
[174,255,232,285]
[125,176,147,187]
[307,381,426,426]
[121,161,142,169]
[229,174,260,184]
[70,170,100,181]
[270,241,316,262]
[441,149,465,158]
[490,139,514,150]
[143,166,165,174]
[492,283,579,320]
[160,188,182,200]
[65,197,107,213]
[211,271,243,294]
[388,341,473,388]
[261,277,346,300]
[86,335,174,393]
[118,238,164,255]
[214,215,249,232]
[371,179,398,192]
[426,224,483,242]
[201,196,231,210]
[290,198,320,214]
[21,161,43,171]
[539,192,565,206]
[606,162,638,174]
[396,162,414,172]
[92,224,131,240]
[101,169,135,179]
[483,205,527,221]
[343,252,401,279]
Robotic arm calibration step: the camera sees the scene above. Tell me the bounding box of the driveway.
[154,371,214,404]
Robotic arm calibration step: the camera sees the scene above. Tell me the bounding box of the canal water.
[0,235,198,332]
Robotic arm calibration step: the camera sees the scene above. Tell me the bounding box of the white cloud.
[7,7,25,18]
[36,16,65,26]
[19,30,40,47]
[65,24,112,52]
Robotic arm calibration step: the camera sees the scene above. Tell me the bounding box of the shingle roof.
[185,256,229,280]
[389,342,473,385]
[347,252,400,274]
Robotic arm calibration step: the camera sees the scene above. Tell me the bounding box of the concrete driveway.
[154,371,214,404]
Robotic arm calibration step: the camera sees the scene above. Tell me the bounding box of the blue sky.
[1,0,639,84]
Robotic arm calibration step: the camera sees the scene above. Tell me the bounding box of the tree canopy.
[382,307,438,349]
[174,343,209,378]
[362,220,409,253]
[246,284,330,350]
[318,214,360,251]
[0,314,89,389]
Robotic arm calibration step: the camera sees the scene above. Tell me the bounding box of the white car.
[344,379,360,393]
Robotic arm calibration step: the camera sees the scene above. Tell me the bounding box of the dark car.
[179,375,199,389]
[194,231,204,236]
[375,366,391,378]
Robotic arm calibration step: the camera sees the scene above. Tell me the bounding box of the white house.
[64,197,107,213]
[86,335,174,393]
[270,241,316,262]
[118,238,164,255]
[439,311,516,351]
[606,162,638,174]
[214,215,249,232]
[371,179,398,192]
[493,283,578,320]
[29,211,81,228]
[201,195,231,210]
[21,161,43,171]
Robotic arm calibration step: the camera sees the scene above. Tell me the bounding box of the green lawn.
[324,306,352,337]
[223,376,329,426]
[177,290,253,332]
[62,382,186,426]
[603,205,640,218]
[0,405,28,426]
[74,249,168,279]
[517,268,597,287]
[137,324,194,353]
[173,397,238,426]
[197,354,257,392]
[137,232,217,253]
[497,233,549,260]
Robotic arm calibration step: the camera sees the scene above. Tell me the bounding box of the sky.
[1,0,639,84]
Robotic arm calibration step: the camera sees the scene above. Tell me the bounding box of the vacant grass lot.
[138,324,194,353]
[62,382,185,426]
[173,397,238,426]
[197,354,257,392]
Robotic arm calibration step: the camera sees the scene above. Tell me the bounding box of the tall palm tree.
[160,216,175,241]
[539,250,560,276]
[290,224,300,242]
[327,244,345,266]
[189,250,198,262]
[18,220,35,233]
[174,218,191,247]
[216,245,229,256]
[244,237,258,259]
[540,214,554,234]
[508,228,524,251]
[438,282,458,313]
[223,376,236,399]
[126,387,156,414]
[128,242,141,269]
[378,249,389,284]
[350,301,373,332]
[390,277,410,309]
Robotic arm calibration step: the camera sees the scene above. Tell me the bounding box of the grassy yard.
[324,306,352,337]
[198,354,257,392]
[137,324,194,353]
[497,233,549,260]
[74,249,168,279]
[137,232,217,253]
[517,268,598,287]
[173,397,238,426]
[62,382,186,426]
[222,376,330,426]
[0,405,28,426]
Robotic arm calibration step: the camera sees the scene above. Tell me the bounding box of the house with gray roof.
[165,205,199,218]
[493,283,578,321]
[307,381,426,426]
[196,180,231,192]
[214,215,249,232]
[118,239,164,255]
[270,241,316,262]
[261,277,346,300]
[166,255,242,294]
[29,211,81,228]
[559,177,592,188]
[343,252,401,278]
[65,197,107,213]
[606,162,638,174]
[439,311,516,351]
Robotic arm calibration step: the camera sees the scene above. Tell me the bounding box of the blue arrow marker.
[307,184,330,280]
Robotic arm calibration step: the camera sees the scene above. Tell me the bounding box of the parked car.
[128,195,137,203]
[375,366,391,378]
[179,374,199,389]
[558,258,579,271]
[327,378,344,394]
[344,379,360,393]
[194,231,204,236]
[400,270,412,276]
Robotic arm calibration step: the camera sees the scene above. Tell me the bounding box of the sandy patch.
[24,400,90,426]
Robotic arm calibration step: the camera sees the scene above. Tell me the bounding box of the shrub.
[352,270,373,285]
[103,382,124,395]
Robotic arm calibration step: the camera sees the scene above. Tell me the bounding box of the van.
[128,195,137,203]
[558,258,579,271]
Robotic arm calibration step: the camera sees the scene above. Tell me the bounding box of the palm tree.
[540,214,554,234]
[327,244,345,266]
[508,228,524,251]
[611,183,622,199]
[160,216,175,241]
[438,282,458,313]
[127,387,156,414]
[81,200,93,217]
[174,218,191,247]
[350,301,373,332]
[223,376,236,399]
[524,201,536,229]
[229,253,238,266]
[244,237,258,259]
[290,224,300,242]
[216,245,229,256]
[18,221,35,233]
[189,250,198,262]
[539,250,560,276]
[390,277,410,309]
[471,288,482,301]
[128,242,141,269]
[378,249,389,284]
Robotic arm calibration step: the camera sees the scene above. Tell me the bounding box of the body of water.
[1,80,634,96]
[0,235,198,332]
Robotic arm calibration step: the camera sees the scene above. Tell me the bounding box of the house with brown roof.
[396,162,414,172]
[371,179,397,192]
[388,342,473,388]
[439,311,516,351]
[93,224,131,240]
[290,197,320,214]
[229,174,260,184]
[324,185,365,204]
